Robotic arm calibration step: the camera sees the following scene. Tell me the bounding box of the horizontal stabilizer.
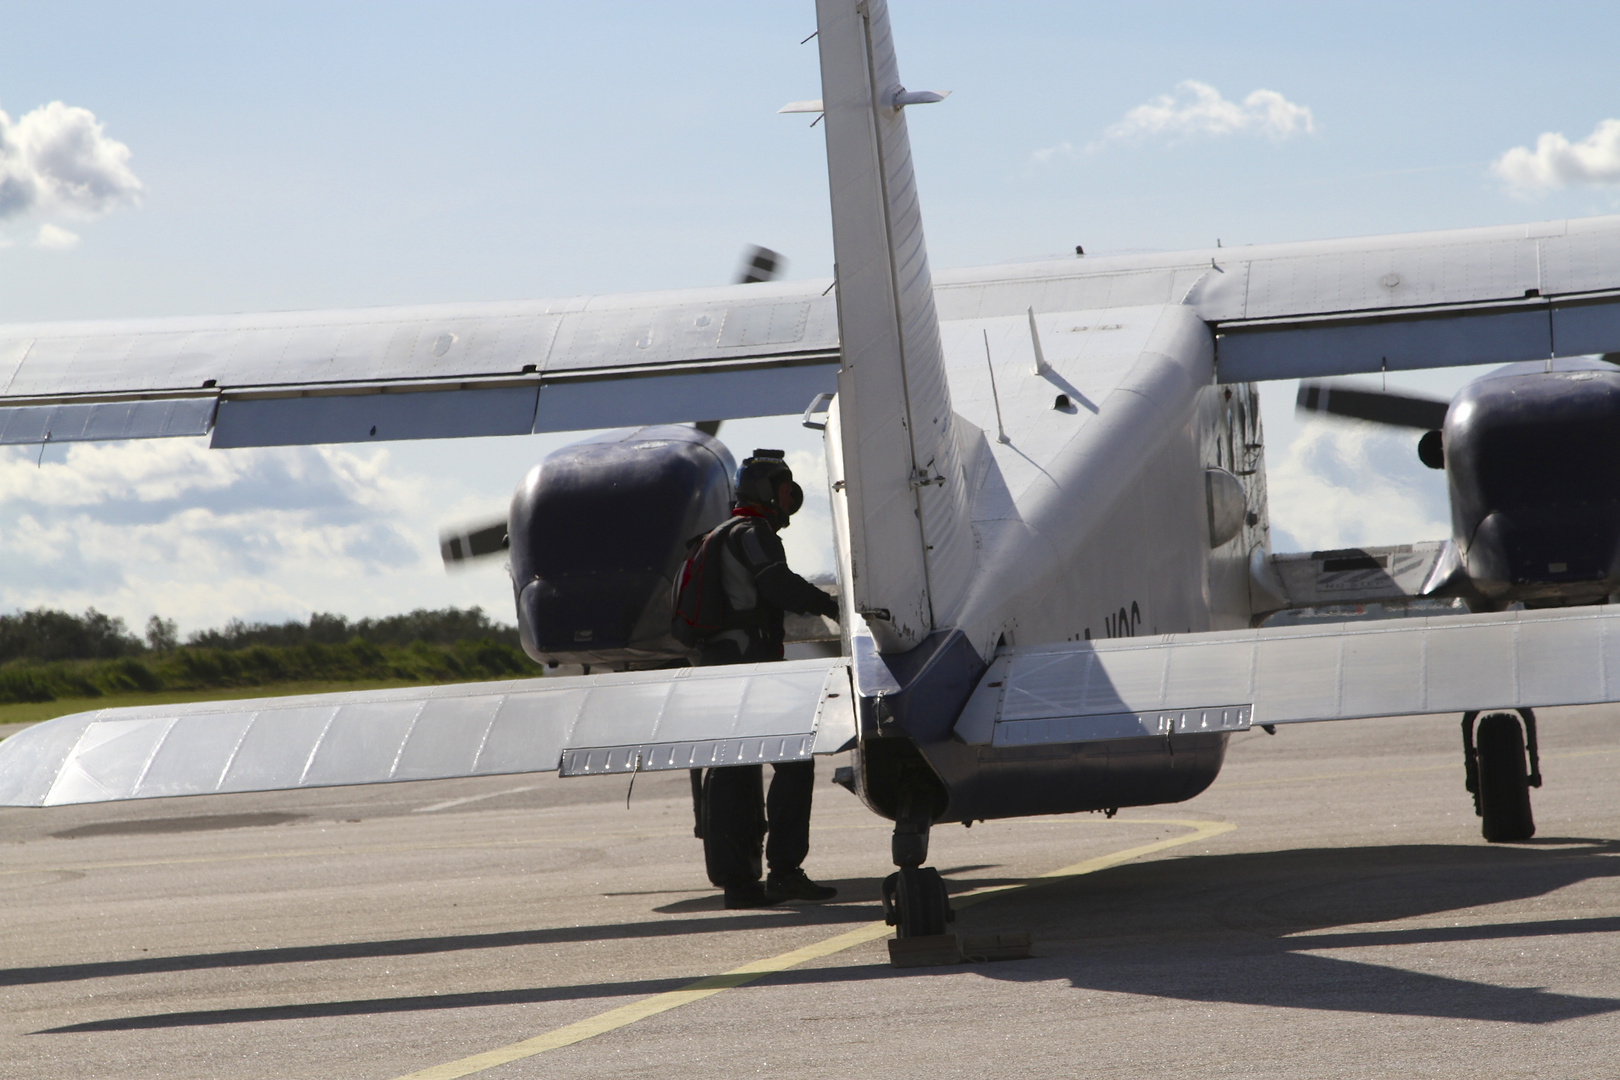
[954,605,1620,746]
[0,659,854,807]
[1252,542,1449,611]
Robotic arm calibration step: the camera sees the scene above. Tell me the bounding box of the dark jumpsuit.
[698,509,840,889]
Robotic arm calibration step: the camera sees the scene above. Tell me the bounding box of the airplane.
[4,0,1620,942]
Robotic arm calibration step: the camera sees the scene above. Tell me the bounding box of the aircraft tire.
[1475,712,1536,843]
[890,866,952,938]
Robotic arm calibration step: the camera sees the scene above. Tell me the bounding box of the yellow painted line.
[387,816,1234,1080]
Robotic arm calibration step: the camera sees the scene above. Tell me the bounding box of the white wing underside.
[954,606,1620,746]
[0,659,856,808]
[0,215,1617,447]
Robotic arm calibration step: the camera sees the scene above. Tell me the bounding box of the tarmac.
[2,705,1619,1079]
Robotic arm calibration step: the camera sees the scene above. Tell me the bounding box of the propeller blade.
[440,518,508,568]
[735,245,785,284]
[693,420,722,437]
[1296,382,1449,431]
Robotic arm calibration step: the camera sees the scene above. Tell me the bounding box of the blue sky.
[2,1,1618,633]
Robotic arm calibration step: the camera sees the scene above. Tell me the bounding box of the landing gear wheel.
[1474,712,1536,843]
[882,866,954,938]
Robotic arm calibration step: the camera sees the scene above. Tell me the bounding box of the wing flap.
[954,606,1620,747]
[0,395,217,445]
[0,658,853,807]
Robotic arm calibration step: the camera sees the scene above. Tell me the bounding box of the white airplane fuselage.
[827,302,1269,823]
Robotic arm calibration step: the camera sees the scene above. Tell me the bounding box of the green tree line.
[0,607,532,705]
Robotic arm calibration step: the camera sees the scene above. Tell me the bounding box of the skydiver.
[692,449,842,909]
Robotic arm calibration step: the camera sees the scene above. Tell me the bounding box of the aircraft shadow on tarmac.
[947,838,1620,1026]
[29,841,1620,1033]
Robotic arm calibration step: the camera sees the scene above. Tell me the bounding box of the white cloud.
[1101,80,1315,144]
[0,100,142,220]
[0,439,463,634]
[1265,421,1449,553]
[34,223,78,249]
[0,417,833,638]
[1030,140,1077,165]
[1492,118,1620,193]
[782,446,832,578]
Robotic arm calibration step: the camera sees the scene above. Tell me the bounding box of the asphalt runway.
[3,706,1619,1079]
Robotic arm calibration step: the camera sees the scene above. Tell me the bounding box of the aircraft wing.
[952,605,1620,747]
[0,280,840,447]
[2,217,1618,448]
[933,214,1620,384]
[0,658,855,807]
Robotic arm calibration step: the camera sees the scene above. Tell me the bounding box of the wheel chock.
[888,933,962,967]
[888,931,1034,967]
[959,932,1033,962]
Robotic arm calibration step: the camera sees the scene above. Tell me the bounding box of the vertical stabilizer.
[816,0,972,652]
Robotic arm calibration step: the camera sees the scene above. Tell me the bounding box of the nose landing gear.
[1462,709,1541,842]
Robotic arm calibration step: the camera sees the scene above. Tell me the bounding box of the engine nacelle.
[1448,360,1620,606]
[508,426,735,667]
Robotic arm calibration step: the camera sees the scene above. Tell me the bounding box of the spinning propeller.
[1295,380,1452,470]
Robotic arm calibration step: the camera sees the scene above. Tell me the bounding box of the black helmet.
[735,448,803,525]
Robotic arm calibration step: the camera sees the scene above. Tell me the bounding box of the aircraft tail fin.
[815,0,972,652]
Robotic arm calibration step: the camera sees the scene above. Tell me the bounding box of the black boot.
[723,883,779,909]
[764,867,838,903]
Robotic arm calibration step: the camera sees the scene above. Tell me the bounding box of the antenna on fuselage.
[1027,306,1051,379]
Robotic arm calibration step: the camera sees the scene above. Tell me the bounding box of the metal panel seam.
[1512,620,1522,704]
[531,307,565,376]
[1245,639,1260,722]
[1334,634,1346,717]
[385,700,431,780]
[642,679,681,745]
[0,338,33,396]
[213,712,262,792]
[551,685,597,764]
[129,717,182,796]
[1603,613,1612,703]
[295,708,343,786]
[465,692,511,772]
[1417,622,1429,714]
[723,672,748,739]
[1154,638,1172,711]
